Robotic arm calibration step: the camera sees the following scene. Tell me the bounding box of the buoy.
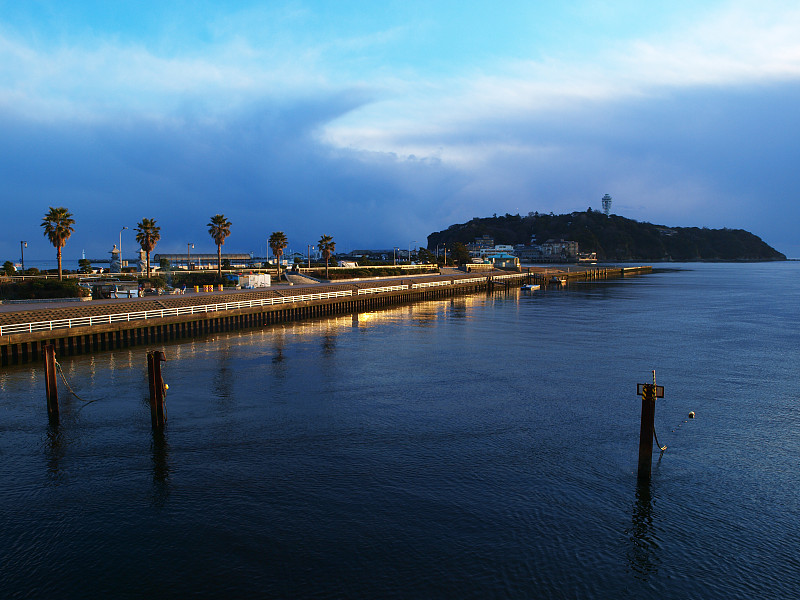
[164,383,169,391]
[688,411,695,419]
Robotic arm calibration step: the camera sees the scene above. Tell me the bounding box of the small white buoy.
[688,411,695,419]
[164,383,169,391]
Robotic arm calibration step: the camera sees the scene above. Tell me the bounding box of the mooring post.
[637,384,656,479]
[43,344,59,419]
[637,372,665,480]
[147,351,167,428]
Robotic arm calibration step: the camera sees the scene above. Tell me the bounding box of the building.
[153,253,253,270]
[489,253,520,270]
[541,239,579,260]
[515,245,544,262]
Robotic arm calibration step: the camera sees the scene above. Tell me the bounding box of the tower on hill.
[601,193,612,216]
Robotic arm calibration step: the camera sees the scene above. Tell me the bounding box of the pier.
[0,265,651,365]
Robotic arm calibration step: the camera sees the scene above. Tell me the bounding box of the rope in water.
[54,359,97,406]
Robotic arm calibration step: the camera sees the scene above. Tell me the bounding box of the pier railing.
[0,274,525,337]
[0,289,354,336]
[357,284,408,294]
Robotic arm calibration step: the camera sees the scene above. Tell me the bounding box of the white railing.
[411,280,453,289]
[0,289,353,336]
[493,273,523,280]
[357,285,409,295]
[454,277,486,284]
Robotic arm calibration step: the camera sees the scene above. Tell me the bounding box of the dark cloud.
[0,93,466,261]
[2,81,798,263]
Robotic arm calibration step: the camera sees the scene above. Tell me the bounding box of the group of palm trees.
[264,231,336,279]
[39,206,338,281]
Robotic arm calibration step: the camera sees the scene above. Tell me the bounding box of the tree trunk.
[57,246,63,281]
[146,252,151,278]
[217,245,222,279]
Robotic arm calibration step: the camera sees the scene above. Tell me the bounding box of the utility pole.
[119,227,127,270]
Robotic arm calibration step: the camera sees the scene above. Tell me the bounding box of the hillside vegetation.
[427,211,785,261]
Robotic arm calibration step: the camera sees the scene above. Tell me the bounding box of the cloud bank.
[1,1,799,260]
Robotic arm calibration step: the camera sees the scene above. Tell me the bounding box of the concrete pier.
[1,266,651,365]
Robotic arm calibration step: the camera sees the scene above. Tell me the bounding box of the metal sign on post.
[637,383,664,397]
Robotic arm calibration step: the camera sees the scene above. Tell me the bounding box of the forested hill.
[427,211,786,261]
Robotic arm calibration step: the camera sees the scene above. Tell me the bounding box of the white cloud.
[322,2,800,158]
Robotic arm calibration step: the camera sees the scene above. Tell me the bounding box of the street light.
[20,241,27,273]
[187,243,194,270]
[409,240,417,264]
[393,247,399,266]
[308,244,313,269]
[119,227,128,271]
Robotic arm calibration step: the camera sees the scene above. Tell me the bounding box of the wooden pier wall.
[0,266,650,366]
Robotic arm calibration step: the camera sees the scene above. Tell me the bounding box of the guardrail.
[0,289,353,337]
[357,285,409,295]
[411,280,453,289]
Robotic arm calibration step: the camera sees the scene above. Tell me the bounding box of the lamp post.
[308,245,312,269]
[119,226,128,271]
[393,247,398,266]
[20,241,27,273]
[409,241,417,264]
[187,243,194,270]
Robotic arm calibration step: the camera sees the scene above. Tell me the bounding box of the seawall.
[1,266,651,366]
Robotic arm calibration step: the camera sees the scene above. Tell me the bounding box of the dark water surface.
[2,262,798,599]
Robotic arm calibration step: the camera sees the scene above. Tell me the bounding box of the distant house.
[489,253,520,270]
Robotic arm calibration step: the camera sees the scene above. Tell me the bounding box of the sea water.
[1,262,798,599]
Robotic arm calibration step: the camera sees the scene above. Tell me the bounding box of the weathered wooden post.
[637,372,664,480]
[147,351,167,429]
[43,344,59,419]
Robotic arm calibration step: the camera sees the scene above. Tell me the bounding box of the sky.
[2,0,799,261]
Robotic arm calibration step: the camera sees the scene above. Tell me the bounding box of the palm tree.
[318,234,336,279]
[41,207,75,281]
[208,214,232,279]
[268,231,288,281]
[135,218,161,278]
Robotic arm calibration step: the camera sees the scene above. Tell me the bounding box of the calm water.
[1,262,798,599]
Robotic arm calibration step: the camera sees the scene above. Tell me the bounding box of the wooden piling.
[637,383,656,480]
[43,344,59,419]
[147,351,167,429]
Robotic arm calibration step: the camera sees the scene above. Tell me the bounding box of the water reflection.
[212,346,234,402]
[44,420,66,485]
[322,333,336,356]
[150,429,170,507]
[626,479,660,580]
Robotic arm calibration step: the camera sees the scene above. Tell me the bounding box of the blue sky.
[2,0,799,261]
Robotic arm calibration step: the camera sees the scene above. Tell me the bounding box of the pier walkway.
[1,265,650,365]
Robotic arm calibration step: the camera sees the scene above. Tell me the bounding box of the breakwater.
[0,266,650,365]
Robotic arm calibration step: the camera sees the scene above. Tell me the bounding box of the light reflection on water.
[1,263,799,599]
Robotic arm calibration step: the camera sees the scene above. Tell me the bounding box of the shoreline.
[1,266,652,366]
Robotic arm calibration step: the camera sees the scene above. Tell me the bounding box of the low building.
[515,246,543,262]
[489,253,520,270]
[153,253,253,269]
